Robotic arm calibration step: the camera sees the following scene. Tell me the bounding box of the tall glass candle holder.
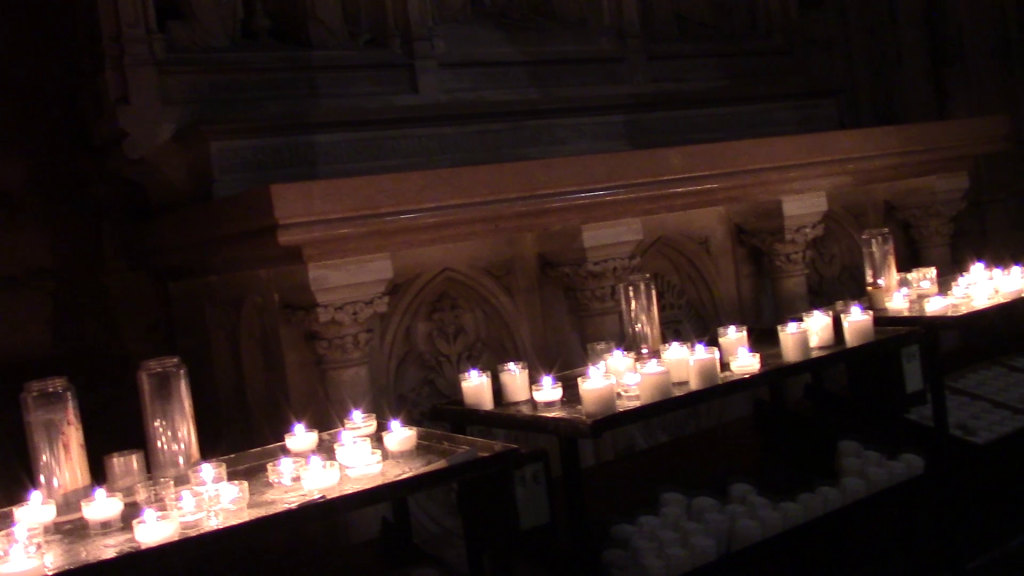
[20,376,92,520]
[137,357,201,483]
[861,229,898,309]
[801,309,835,348]
[618,274,663,356]
[577,368,617,418]
[104,450,147,499]
[459,370,495,410]
[497,362,531,404]
[716,325,748,367]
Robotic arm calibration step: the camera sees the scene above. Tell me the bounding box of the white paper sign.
[901,345,925,394]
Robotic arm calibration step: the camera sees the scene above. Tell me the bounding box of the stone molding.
[740,221,826,276]
[548,256,642,315]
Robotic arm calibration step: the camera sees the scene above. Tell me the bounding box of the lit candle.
[459,370,495,410]
[0,524,44,576]
[923,295,950,316]
[266,457,305,492]
[382,420,419,453]
[341,450,383,480]
[284,423,319,454]
[343,409,378,436]
[497,362,531,404]
[12,492,56,528]
[176,490,206,532]
[189,461,227,489]
[637,360,673,404]
[912,267,939,297]
[884,291,910,312]
[778,322,811,362]
[132,508,181,549]
[213,481,249,521]
[603,350,636,382]
[617,371,641,406]
[300,456,342,491]
[867,278,887,309]
[688,344,721,389]
[576,366,617,418]
[334,431,374,467]
[801,310,835,348]
[841,306,875,347]
[728,347,761,375]
[659,342,691,382]
[531,376,563,408]
[80,487,125,531]
[716,325,748,368]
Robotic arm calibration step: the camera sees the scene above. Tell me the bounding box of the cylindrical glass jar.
[20,376,92,520]
[137,357,201,482]
[617,274,663,356]
[860,229,898,308]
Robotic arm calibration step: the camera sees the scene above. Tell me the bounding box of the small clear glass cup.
[134,478,176,509]
[267,457,306,496]
[210,481,249,525]
[188,462,227,488]
[132,510,180,549]
[300,460,343,493]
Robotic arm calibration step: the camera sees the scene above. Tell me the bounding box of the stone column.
[548,219,644,346]
[290,255,394,422]
[891,173,970,272]
[739,193,828,319]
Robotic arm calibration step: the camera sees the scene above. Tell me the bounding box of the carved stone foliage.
[740,221,826,276]
[638,236,722,344]
[547,256,642,315]
[286,295,389,368]
[378,268,529,421]
[892,199,966,249]
[806,211,866,308]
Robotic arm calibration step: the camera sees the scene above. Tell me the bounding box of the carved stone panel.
[637,235,723,344]
[806,210,866,308]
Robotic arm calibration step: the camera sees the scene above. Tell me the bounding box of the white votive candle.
[577,367,617,418]
[728,347,761,375]
[301,456,343,490]
[637,359,673,404]
[13,492,56,527]
[923,296,950,316]
[175,490,207,532]
[797,492,824,519]
[459,370,495,410]
[689,345,721,389]
[342,450,383,480]
[731,518,763,550]
[343,410,378,436]
[284,423,319,454]
[334,432,373,468]
[778,501,805,530]
[802,309,835,348]
[660,342,691,382]
[728,483,756,504]
[839,477,867,503]
[816,486,843,513]
[80,488,125,531]
[603,350,636,382]
[716,325,749,367]
[497,362,531,403]
[382,420,418,454]
[865,466,891,494]
[884,291,910,313]
[0,525,44,576]
[841,306,875,347]
[756,508,783,538]
[778,322,812,362]
[133,509,180,548]
[531,376,563,409]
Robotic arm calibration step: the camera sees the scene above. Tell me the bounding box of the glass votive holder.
[716,325,749,367]
[210,481,249,525]
[134,478,176,509]
[577,369,618,418]
[382,421,419,460]
[801,309,835,348]
[300,458,342,493]
[728,349,761,375]
[266,457,306,497]
[334,436,374,467]
[459,370,495,410]
[173,489,208,532]
[602,350,637,381]
[531,378,563,409]
[586,341,617,365]
[343,411,378,437]
[79,489,125,532]
[132,509,180,549]
[616,372,641,407]
[0,523,45,576]
[912,267,939,296]
[777,322,811,362]
[660,342,691,383]
[884,292,910,314]
[12,492,57,531]
[188,461,227,489]
[104,449,148,499]
[343,450,384,482]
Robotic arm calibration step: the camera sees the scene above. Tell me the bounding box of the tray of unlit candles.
[945,363,1024,412]
[0,420,485,574]
[906,393,1024,445]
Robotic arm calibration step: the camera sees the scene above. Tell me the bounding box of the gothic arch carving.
[807,209,865,307]
[378,267,530,421]
[637,235,724,344]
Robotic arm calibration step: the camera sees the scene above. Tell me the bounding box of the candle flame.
[94,487,106,501]
[851,305,862,316]
[1012,265,1022,277]
[612,349,624,358]
[876,278,885,287]
[280,457,293,472]
[587,365,604,379]
[352,410,364,423]
[13,522,28,544]
[29,490,42,506]
[293,423,305,435]
[309,455,323,469]
[622,372,641,385]
[467,369,479,378]
[200,463,214,485]
[390,419,402,433]
[694,344,705,354]
[738,347,750,357]
[900,287,909,295]
[893,292,904,304]
[339,430,353,445]
[143,508,157,524]
[505,362,519,374]
[787,322,799,333]
[541,375,553,388]
[219,483,240,501]
[181,490,195,512]
[727,325,736,336]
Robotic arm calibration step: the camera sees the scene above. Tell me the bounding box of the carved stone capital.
[548,256,642,314]
[287,295,390,368]
[741,221,826,276]
[893,199,966,249]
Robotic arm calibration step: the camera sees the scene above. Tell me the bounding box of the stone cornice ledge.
[153,116,1012,276]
